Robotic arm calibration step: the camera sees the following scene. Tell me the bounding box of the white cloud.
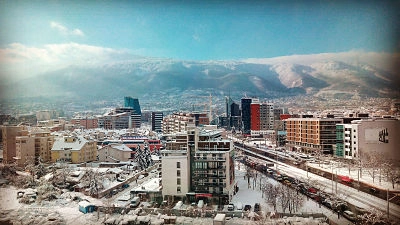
[50,21,85,37]
[0,42,132,81]
[241,50,400,74]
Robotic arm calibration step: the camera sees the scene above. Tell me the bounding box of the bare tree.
[52,160,72,187]
[356,208,387,225]
[83,169,104,197]
[365,152,380,183]
[382,162,400,189]
[263,182,278,211]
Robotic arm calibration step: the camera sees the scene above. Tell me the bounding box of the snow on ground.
[308,161,400,191]
[0,186,21,210]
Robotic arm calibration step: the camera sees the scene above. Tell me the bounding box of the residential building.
[162,112,209,134]
[51,136,97,163]
[98,144,133,162]
[71,116,98,129]
[161,127,235,205]
[1,125,28,164]
[151,112,163,132]
[286,117,343,154]
[14,129,54,167]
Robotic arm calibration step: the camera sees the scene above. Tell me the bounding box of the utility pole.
[387,188,390,220]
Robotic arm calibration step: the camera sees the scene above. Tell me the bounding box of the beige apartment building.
[1,125,28,164]
[51,136,97,164]
[162,112,209,134]
[14,129,54,167]
[286,117,343,154]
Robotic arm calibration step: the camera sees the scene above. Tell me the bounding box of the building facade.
[162,112,209,134]
[161,127,235,205]
[98,144,133,162]
[1,126,28,164]
[286,117,343,154]
[124,96,141,128]
[250,101,274,136]
[241,98,254,134]
[51,136,97,163]
[151,112,163,132]
[71,116,98,129]
[336,118,400,162]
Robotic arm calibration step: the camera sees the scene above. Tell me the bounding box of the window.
[177,186,181,193]
[177,170,181,177]
[177,162,180,168]
[177,178,181,185]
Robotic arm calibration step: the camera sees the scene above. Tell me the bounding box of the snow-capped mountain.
[2,53,399,100]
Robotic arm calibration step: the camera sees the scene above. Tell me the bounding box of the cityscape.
[1,1,400,225]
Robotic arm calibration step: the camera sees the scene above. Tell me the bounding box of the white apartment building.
[98,144,133,162]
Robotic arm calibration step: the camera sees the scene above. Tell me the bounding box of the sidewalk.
[308,162,400,192]
[232,161,353,225]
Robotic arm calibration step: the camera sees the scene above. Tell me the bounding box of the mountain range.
[2,54,400,100]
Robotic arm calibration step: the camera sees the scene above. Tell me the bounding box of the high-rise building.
[225,97,241,130]
[250,101,274,136]
[151,112,163,132]
[161,127,235,205]
[241,97,254,134]
[124,97,142,128]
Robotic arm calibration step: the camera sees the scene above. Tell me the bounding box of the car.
[369,188,380,194]
[244,204,251,211]
[236,202,243,210]
[227,203,234,211]
[343,210,357,221]
[254,203,260,212]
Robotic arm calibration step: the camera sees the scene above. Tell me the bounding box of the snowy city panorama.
[0,96,400,225]
[1,1,400,225]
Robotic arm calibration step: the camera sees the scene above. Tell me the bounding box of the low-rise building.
[98,144,133,162]
[51,136,97,163]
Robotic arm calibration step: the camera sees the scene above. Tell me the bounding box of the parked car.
[244,204,251,211]
[369,188,380,194]
[343,210,357,221]
[254,203,260,212]
[227,203,234,211]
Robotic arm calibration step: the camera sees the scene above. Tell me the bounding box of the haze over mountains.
[2,50,400,100]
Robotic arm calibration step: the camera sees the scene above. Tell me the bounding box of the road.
[235,144,400,223]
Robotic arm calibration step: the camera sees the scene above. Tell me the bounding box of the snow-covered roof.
[131,178,162,193]
[107,168,123,174]
[51,136,89,151]
[110,144,132,152]
[78,200,94,208]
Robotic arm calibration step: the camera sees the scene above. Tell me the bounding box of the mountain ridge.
[2,56,399,100]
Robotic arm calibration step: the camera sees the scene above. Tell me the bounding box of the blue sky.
[1,0,399,60]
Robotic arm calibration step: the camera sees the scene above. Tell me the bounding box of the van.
[130,196,140,208]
